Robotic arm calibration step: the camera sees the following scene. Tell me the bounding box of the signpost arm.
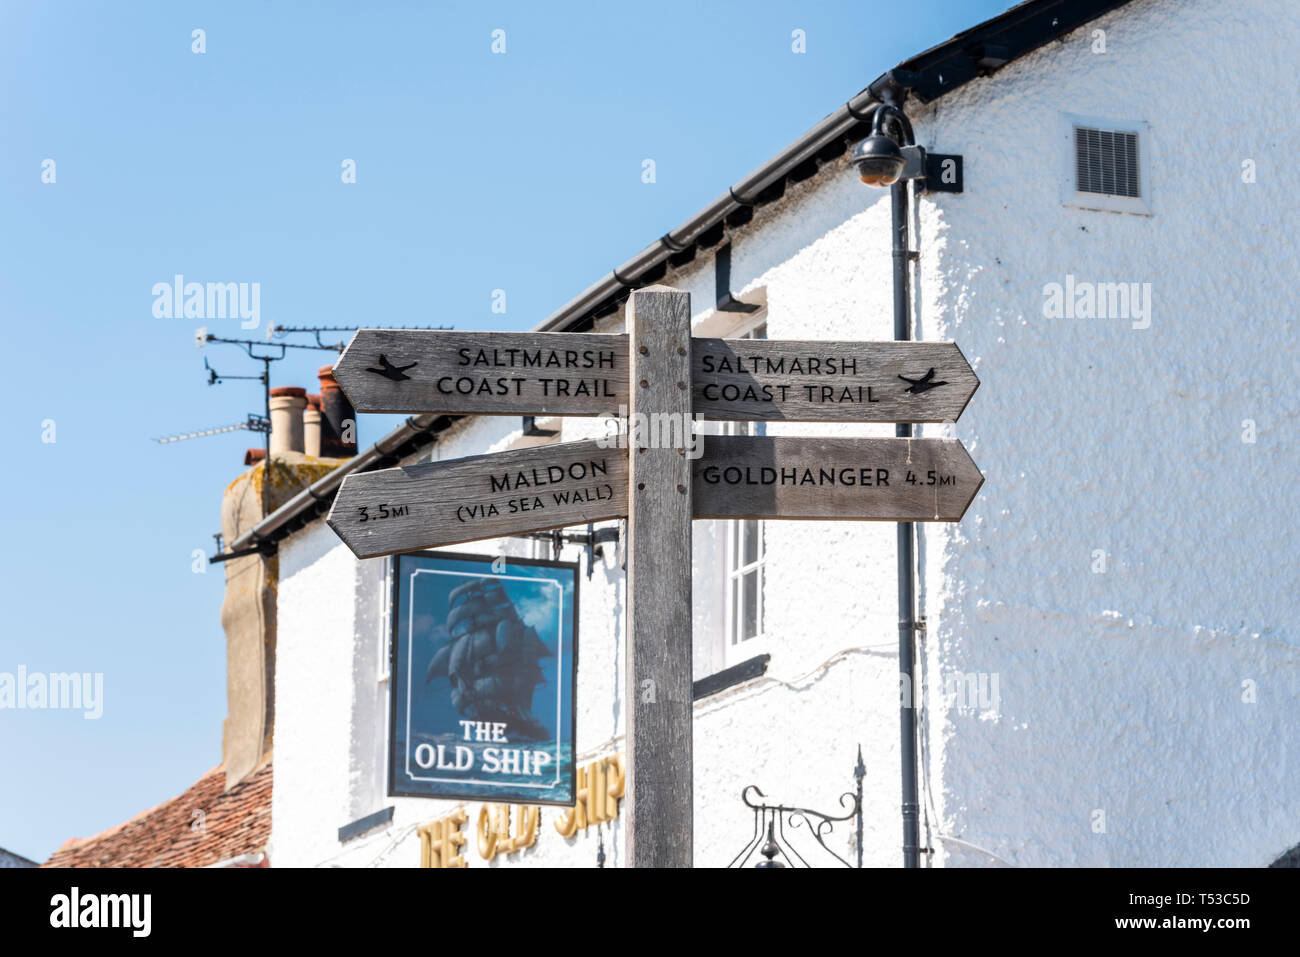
[625,285,694,868]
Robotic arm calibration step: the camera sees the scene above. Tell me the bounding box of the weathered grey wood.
[691,338,977,423]
[694,435,983,522]
[625,285,694,868]
[332,330,629,415]
[327,439,627,559]
[333,328,977,424]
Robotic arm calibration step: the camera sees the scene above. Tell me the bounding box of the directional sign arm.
[693,435,983,522]
[691,338,978,423]
[333,329,977,423]
[332,330,630,416]
[328,439,629,558]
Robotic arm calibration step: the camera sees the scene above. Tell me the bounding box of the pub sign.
[390,552,577,805]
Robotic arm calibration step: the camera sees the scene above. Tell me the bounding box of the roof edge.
[226,0,1138,557]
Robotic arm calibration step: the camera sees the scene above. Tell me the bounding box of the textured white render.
[270,0,1300,868]
[908,0,1300,867]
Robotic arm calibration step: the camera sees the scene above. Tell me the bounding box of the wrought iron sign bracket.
[511,524,620,578]
[729,784,862,868]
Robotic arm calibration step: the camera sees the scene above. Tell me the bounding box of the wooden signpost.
[623,289,694,868]
[330,435,982,557]
[690,338,977,423]
[694,435,982,523]
[328,439,628,559]
[332,330,630,416]
[332,329,978,422]
[326,285,983,868]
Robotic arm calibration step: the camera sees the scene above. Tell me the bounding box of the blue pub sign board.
[389,552,578,805]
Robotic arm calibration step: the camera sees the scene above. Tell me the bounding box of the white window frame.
[714,315,769,666]
[528,533,554,562]
[1060,113,1152,216]
[724,497,765,654]
[377,556,392,682]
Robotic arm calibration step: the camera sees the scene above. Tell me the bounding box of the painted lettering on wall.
[477,803,541,860]
[555,754,625,837]
[418,808,468,868]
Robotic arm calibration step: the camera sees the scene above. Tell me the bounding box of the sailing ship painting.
[428,578,553,741]
[389,552,577,805]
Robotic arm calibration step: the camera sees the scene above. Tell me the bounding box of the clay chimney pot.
[268,386,308,456]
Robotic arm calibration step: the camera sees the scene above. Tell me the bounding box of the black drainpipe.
[880,86,921,869]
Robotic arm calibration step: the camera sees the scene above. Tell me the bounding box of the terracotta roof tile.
[43,763,272,868]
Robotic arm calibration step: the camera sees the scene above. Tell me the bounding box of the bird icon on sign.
[366,355,418,381]
[898,368,947,395]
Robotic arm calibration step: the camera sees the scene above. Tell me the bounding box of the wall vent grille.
[1074,126,1140,198]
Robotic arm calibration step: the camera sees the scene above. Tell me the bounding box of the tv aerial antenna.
[151,357,274,445]
[266,323,453,351]
[157,327,346,515]
[194,327,348,515]
[159,322,455,536]
[154,414,271,445]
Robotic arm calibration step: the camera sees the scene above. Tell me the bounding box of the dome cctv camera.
[852,134,906,187]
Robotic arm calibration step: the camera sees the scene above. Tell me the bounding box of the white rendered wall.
[909,0,1300,866]
[271,0,1300,868]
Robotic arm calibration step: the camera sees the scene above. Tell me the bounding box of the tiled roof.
[0,847,39,868]
[43,763,272,868]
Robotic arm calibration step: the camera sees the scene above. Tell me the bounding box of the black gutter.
[222,414,456,558]
[535,89,882,332]
[896,0,1136,103]
[535,0,1136,337]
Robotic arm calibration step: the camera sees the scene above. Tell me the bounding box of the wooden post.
[324,301,984,866]
[625,285,693,868]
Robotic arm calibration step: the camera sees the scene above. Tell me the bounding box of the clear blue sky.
[0,0,1012,862]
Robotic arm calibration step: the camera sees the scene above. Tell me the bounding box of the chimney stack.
[318,364,357,458]
[268,386,307,456]
[303,394,323,457]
